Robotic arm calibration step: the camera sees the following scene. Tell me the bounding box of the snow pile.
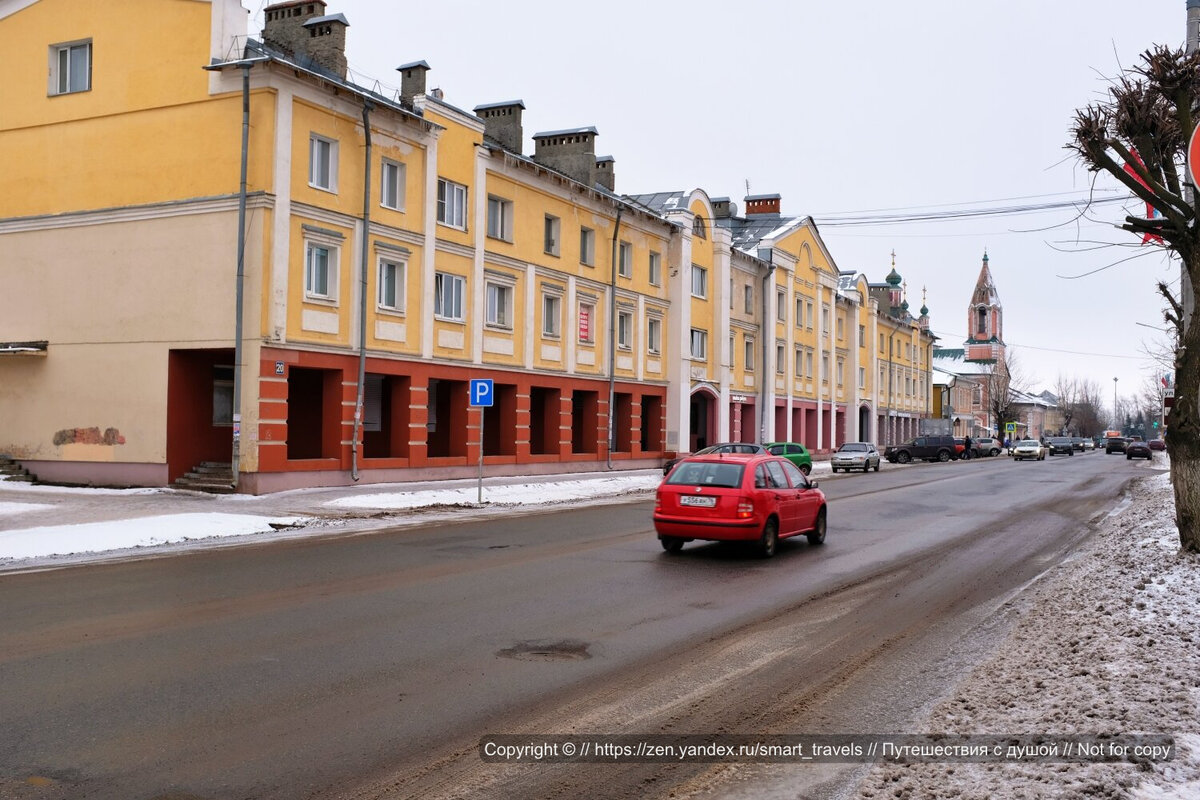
[0,513,305,561]
[854,471,1200,799]
[326,473,660,510]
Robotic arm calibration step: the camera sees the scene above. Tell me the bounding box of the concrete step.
[174,462,235,493]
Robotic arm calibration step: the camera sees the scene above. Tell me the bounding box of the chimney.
[711,197,736,218]
[532,126,599,186]
[744,194,781,215]
[474,100,525,153]
[262,1,349,79]
[397,60,430,103]
[592,155,615,192]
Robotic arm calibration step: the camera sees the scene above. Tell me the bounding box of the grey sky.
[253,0,1185,412]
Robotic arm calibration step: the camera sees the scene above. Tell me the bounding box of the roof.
[303,13,348,27]
[473,99,525,111]
[532,126,599,139]
[396,60,431,71]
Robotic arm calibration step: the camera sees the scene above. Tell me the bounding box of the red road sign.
[1189,124,1200,186]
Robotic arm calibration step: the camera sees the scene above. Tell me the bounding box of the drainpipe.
[606,206,623,469]
[230,62,250,490]
[351,100,373,482]
[759,253,776,444]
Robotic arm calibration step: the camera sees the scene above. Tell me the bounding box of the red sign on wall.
[579,305,591,341]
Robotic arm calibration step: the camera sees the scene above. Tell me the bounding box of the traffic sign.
[1005,422,1016,433]
[1190,125,1200,187]
[470,378,494,407]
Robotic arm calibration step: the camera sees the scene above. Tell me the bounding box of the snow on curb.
[853,471,1200,799]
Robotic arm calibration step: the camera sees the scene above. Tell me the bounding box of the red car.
[653,453,827,557]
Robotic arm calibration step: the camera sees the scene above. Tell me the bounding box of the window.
[859,367,866,388]
[578,301,595,343]
[309,135,337,192]
[542,294,561,337]
[777,290,786,320]
[729,333,735,366]
[380,159,405,210]
[647,317,662,354]
[487,196,513,242]
[618,241,633,278]
[580,227,595,265]
[806,302,814,329]
[51,41,91,95]
[822,354,829,383]
[776,343,785,374]
[485,281,512,328]
[691,265,708,298]
[837,315,844,340]
[744,337,755,372]
[837,358,844,386]
[377,258,405,311]
[744,285,754,314]
[649,251,662,286]
[977,306,988,334]
[305,243,335,300]
[795,347,804,378]
[859,325,866,347]
[212,366,233,426]
[693,215,706,238]
[434,272,464,320]
[437,179,467,229]
[618,310,633,349]
[544,215,560,256]
[822,307,829,335]
[806,351,813,379]
[795,297,804,327]
[690,328,708,360]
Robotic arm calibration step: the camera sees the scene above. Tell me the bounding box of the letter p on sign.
[470,378,494,407]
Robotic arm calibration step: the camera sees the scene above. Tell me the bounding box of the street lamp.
[1113,377,1118,430]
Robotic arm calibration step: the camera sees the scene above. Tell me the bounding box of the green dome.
[886,267,902,286]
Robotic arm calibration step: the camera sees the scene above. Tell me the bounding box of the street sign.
[469,378,494,407]
[1005,422,1016,433]
[1189,125,1200,186]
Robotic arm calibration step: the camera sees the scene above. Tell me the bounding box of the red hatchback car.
[654,453,827,557]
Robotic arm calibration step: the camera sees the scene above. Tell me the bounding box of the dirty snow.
[852,469,1200,799]
[325,473,662,510]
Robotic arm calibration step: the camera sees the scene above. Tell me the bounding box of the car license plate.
[679,495,716,507]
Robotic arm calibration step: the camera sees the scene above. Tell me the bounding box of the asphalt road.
[0,452,1142,800]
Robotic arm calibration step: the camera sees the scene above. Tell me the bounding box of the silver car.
[831,442,881,473]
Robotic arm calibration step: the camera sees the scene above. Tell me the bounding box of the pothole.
[497,639,592,662]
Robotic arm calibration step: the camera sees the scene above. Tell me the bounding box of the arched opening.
[859,405,872,442]
[976,306,988,335]
[688,388,717,451]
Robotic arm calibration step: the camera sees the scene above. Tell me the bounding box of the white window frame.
[690,328,708,361]
[744,285,754,314]
[806,301,814,330]
[617,309,633,350]
[380,159,405,210]
[744,337,755,372]
[795,297,804,327]
[579,301,596,343]
[649,251,662,286]
[647,317,662,355]
[377,256,406,313]
[580,227,595,266]
[691,265,708,299]
[795,346,804,378]
[309,134,338,192]
[776,290,786,321]
[542,292,562,338]
[837,358,845,386]
[304,242,337,301]
[776,342,786,375]
[487,195,513,242]
[434,272,465,321]
[437,178,467,230]
[50,40,91,95]
[485,280,513,329]
[618,241,633,278]
[544,215,560,256]
[729,332,736,366]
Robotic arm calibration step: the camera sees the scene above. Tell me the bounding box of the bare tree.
[1069,45,1200,551]
[1054,374,1080,433]
[1075,379,1106,436]
[982,351,1028,440]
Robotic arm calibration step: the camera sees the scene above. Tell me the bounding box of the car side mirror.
[808,480,819,489]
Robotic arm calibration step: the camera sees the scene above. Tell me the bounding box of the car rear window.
[841,443,867,452]
[665,462,744,488]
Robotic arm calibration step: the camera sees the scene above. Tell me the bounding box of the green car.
[765,442,812,475]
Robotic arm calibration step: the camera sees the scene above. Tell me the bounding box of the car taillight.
[736,498,754,518]
[655,492,662,512]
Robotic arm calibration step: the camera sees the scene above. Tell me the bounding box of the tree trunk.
[1169,256,1200,552]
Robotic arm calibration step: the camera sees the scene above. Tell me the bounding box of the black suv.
[1046,437,1074,456]
[1105,437,1129,454]
[884,435,956,464]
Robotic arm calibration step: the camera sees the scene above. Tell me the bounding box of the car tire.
[937,450,951,462]
[806,509,827,546]
[758,518,779,558]
[1127,454,1132,460]
[873,462,880,472]
[831,467,838,473]
[896,452,911,464]
[990,448,1000,456]
[660,536,684,554]
[800,464,811,476]
[1069,451,1074,457]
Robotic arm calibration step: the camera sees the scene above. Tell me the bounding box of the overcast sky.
[254,0,1188,412]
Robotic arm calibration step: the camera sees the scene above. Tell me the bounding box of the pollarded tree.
[1070,45,1200,551]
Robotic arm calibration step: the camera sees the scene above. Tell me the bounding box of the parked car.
[1149,439,1167,452]
[953,437,971,459]
[764,442,813,475]
[883,435,956,464]
[662,442,767,476]
[1011,439,1046,461]
[830,442,881,473]
[1046,437,1075,456]
[653,453,827,557]
[971,437,1003,457]
[1105,437,1129,455]
[1126,440,1153,460]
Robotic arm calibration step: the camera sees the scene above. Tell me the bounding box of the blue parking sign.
[470,379,494,407]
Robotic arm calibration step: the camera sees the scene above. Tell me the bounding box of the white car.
[1011,439,1046,461]
[830,442,881,473]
